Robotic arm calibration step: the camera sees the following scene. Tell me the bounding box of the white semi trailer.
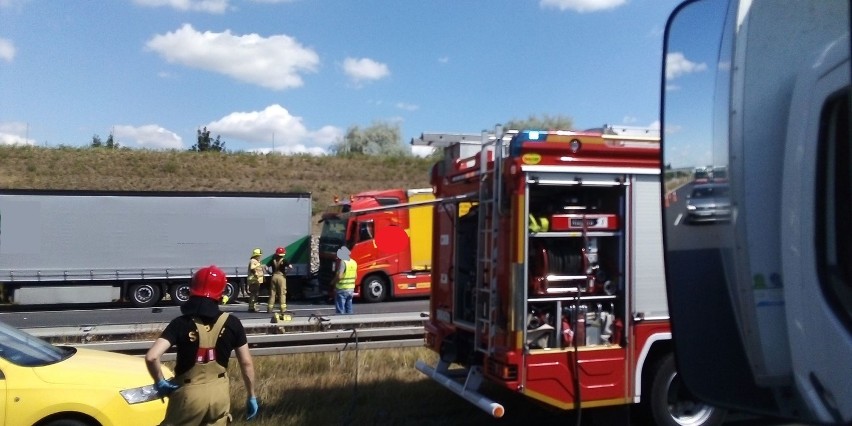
[0,190,313,308]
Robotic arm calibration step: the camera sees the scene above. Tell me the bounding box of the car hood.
[33,347,160,388]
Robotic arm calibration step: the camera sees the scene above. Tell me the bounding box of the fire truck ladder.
[474,126,503,356]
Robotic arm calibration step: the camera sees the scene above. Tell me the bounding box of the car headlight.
[120,384,162,404]
[686,205,696,210]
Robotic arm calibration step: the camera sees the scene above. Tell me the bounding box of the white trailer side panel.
[0,191,312,282]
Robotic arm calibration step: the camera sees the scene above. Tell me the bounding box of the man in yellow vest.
[331,247,357,314]
[247,248,265,313]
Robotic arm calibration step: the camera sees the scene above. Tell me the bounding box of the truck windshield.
[320,217,348,242]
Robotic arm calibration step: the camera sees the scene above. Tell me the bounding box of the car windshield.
[691,185,729,198]
[0,321,74,367]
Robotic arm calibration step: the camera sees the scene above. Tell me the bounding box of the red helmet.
[190,265,228,299]
[275,247,286,256]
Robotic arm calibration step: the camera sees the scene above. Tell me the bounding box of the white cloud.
[114,124,183,149]
[396,102,419,112]
[0,134,32,145]
[147,24,319,90]
[206,104,342,154]
[0,122,34,145]
[133,0,230,14]
[438,56,449,64]
[665,52,707,80]
[0,37,16,62]
[342,57,390,85]
[539,0,627,13]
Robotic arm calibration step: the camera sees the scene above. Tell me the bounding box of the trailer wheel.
[169,283,191,305]
[222,281,238,303]
[128,283,162,308]
[647,353,726,426]
[361,274,387,303]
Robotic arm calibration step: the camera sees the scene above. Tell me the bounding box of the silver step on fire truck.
[416,125,726,425]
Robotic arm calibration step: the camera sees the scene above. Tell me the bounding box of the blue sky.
[0,0,704,156]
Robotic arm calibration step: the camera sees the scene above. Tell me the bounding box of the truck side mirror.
[662,1,851,424]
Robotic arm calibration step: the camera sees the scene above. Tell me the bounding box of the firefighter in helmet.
[265,246,291,315]
[145,265,258,424]
[247,248,265,312]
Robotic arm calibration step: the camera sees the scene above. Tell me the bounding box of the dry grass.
[218,347,592,426]
[0,145,434,234]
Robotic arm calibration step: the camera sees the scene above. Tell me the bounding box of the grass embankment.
[0,145,434,234]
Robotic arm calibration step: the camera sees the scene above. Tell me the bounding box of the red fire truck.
[416,126,726,425]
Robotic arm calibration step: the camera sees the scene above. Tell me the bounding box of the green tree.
[190,127,225,152]
[504,114,574,131]
[104,133,119,149]
[331,121,409,157]
[91,133,120,149]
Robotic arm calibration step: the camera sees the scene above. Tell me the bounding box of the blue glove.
[154,378,179,396]
[246,396,259,420]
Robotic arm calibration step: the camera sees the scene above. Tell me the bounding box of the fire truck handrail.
[531,231,618,238]
[528,294,618,303]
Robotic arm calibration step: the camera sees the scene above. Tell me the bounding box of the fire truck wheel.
[128,283,162,308]
[361,274,388,303]
[169,282,191,305]
[647,353,726,426]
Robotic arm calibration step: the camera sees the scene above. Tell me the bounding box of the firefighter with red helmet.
[246,248,265,312]
[145,265,259,424]
[265,246,292,315]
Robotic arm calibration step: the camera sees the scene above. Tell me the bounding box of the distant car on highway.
[0,321,170,426]
[686,183,731,224]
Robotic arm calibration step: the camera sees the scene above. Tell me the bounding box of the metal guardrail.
[23,312,428,361]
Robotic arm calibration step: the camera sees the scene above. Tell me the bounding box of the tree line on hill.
[87,115,574,156]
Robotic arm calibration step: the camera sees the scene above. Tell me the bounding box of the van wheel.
[361,275,387,303]
[128,283,162,308]
[647,353,726,426]
[169,283,191,305]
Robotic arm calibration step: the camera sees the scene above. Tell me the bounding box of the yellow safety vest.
[529,214,550,232]
[337,259,357,290]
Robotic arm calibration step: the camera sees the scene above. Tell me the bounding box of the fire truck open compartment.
[418,126,726,425]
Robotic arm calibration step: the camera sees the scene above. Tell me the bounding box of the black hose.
[340,328,359,426]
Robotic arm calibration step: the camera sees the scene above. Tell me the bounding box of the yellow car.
[0,321,170,426]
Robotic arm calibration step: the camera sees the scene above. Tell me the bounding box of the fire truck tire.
[128,283,162,308]
[361,274,387,303]
[647,353,726,426]
[169,282,191,305]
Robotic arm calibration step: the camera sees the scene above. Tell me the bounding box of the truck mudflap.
[414,359,504,418]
